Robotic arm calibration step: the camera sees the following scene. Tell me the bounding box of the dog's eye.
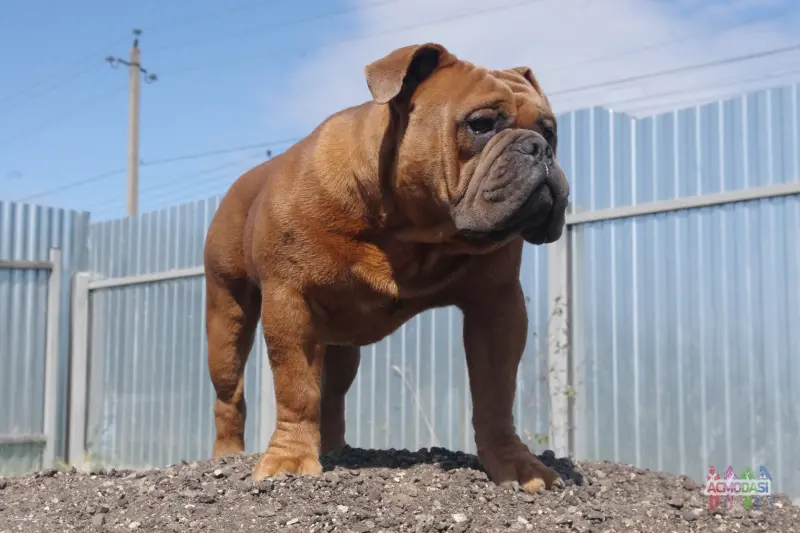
[541,121,556,145]
[466,116,496,135]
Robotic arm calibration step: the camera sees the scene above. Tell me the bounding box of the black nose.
[524,132,553,161]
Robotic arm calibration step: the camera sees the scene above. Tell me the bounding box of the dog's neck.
[339,100,457,246]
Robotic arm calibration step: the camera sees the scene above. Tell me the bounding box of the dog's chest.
[307,247,470,346]
[307,288,433,346]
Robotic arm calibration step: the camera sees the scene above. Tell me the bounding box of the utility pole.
[106,29,157,216]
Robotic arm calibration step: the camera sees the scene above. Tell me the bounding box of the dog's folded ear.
[364,43,455,105]
[510,66,550,106]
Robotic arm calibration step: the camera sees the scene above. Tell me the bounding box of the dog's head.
[364,43,569,248]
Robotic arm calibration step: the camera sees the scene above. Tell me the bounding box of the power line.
[150,0,404,53]
[166,0,548,76]
[89,157,262,210]
[550,42,800,98]
[0,64,96,115]
[0,34,129,109]
[603,63,800,109]
[0,84,127,148]
[140,137,300,166]
[93,171,241,217]
[145,177,238,212]
[14,137,296,202]
[544,11,785,75]
[618,67,800,116]
[90,161,259,217]
[142,0,289,33]
[16,167,127,203]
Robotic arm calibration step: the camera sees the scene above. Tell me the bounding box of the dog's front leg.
[460,279,563,494]
[252,284,325,481]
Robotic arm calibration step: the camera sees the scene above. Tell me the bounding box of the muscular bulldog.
[203,42,570,494]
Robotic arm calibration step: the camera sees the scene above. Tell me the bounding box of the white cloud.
[267,0,800,126]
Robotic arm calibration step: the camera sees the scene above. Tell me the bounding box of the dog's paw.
[251,450,323,481]
[212,438,245,460]
[478,441,564,494]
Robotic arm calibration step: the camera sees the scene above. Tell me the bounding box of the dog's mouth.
[451,129,569,245]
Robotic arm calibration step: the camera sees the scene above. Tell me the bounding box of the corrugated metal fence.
[0,201,90,475]
[566,86,800,501]
[2,83,798,502]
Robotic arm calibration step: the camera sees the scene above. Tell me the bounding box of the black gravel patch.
[0,447,796,532]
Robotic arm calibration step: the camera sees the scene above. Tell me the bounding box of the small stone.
[323,471,340,484]
[391,493,413,508]
[623,518,635,527]
[195,493,216,504]
[452,513,468,523]
[555,515,573,526]
[286,518,299,526]
[337,505,349,513]
[91,514,106,527]
[128,522,141,529]
[351,523,371,533]
[212,468,225,478]
[0,480,6,490]
[683,478,701,491]
[667,498,685,509]
[683,509,703,521]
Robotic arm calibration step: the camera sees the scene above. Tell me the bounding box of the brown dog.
[203,42,569,493]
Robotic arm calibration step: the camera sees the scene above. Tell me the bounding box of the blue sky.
[1,0,799,219]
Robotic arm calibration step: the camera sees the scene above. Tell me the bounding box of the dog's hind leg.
[206,273,261,458]
[320,345,361,454]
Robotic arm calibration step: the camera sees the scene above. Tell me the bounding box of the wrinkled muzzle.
[451,128,570,245]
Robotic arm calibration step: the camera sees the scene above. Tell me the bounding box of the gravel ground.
[0,447,797,532]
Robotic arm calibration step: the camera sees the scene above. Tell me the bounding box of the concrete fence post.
[42,247,62,468]
[67,272,91,470]
[547,230,570,459]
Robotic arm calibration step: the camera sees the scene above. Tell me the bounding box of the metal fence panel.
[570,84,800,500]
[0,201,90,475]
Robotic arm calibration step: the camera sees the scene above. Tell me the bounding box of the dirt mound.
[0,447,796,532]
